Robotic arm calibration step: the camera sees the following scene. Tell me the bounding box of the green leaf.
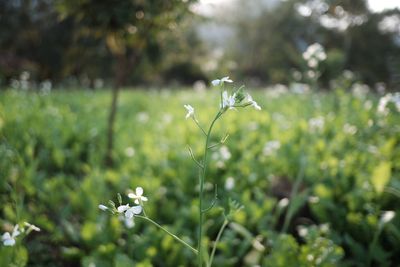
[371,162,392,194]
[114,253,135,267]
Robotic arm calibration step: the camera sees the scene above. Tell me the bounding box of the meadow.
[0,86,399,266]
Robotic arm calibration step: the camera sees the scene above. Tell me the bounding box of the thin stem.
[198,111,222,267]
[202,185,218,213]
[207,220,229,267]
[136,215,198,255]
[193,117,207,136]
[188,146,204,169]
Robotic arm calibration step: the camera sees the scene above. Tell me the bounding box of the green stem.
[207,220,229,267]
[136,215,198,255]
[198,111,222,267]
[193,117,207,136]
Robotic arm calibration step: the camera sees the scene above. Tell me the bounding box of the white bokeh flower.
[128,187,148,205]
[184,104,195,119]
[2,225,20,246]
[247,94,261,110]
[263,140,281,156]
[380,211,395,224]
[212,76,233,86]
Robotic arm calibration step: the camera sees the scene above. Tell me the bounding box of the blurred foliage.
[225,0,400,88]
[1,0,400,88]
[0,84,399,265]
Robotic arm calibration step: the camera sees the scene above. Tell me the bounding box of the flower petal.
[117,204,130,213]
[130,206,143,214]
[141,196,148,202]
[2,232,11,241]
[3,238,15,246]
[136,187,143,197]
[125,206,142,218]
[211,79,221,86]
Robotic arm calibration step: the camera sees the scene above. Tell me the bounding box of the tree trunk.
[104,54,127,167]
[104,51,138,167]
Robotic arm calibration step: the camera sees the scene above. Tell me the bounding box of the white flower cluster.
[99,187,147,228]
[377,93,400,115]
[302,43,327,68]
[184,76,261,119]
[2,222,40,247]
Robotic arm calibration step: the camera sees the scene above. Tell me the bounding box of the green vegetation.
[1,87,399,266]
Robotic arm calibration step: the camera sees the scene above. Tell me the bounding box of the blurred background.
[0,0,399,90]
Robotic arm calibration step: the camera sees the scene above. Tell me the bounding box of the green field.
[1,88,399,266]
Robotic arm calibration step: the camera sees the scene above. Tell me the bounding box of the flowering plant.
[100,76,260,266]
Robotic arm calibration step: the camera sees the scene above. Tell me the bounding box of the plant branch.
[188,146,204,169]
[207,219,229,267]
[136,215,198,255]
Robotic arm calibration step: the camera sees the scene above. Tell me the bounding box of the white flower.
[225,177,235,190]
[128,187,148,205]
[24,222,40,232]
[117,204,130,213]
[125,206,143,219]
[211,76,233,86]
[303,43,326,62]
[2,225,20,246]
[247,94,261,110]
[263,140,281,156]
[278,198,289,208]
[308,116,325,132]
[380,211,395,224]
[98,204,108,211]
[221,91,236,109]
[184,104,194,119]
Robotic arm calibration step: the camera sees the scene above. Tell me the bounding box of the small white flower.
[381,211,395,224]
[184,104,195,119]
[117,204,130,213]
[221,91,236,109]
[24,222,40,232]
[247,94,261,110]
[98,204,108,211]
[125,206,143,219]
[278,198,289,208]
[2,232,15,246]
[2,225,20,246]
[128,187,148,205]
[225,177,235,190]
[211,76,233,86]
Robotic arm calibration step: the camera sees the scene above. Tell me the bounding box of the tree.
[57,0,197,166]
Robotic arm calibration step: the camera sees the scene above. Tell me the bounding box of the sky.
[198,0,400,13]
[368,0,400,12]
